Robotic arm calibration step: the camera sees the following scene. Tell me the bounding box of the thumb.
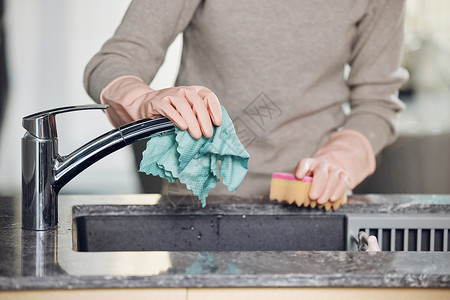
[294,158,314,179]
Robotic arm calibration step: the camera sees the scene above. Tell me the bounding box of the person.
[84,0,408,205]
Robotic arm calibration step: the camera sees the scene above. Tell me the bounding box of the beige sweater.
[84,0,408,198]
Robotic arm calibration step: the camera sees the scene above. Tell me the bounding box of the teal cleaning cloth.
[139,106,250,207]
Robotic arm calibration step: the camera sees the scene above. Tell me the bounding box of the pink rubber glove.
[294,129,376,204]
[100,75,223,139]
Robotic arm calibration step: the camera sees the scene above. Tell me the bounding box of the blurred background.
[0,0,448,196]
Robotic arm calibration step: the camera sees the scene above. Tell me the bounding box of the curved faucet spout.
[54,118,174,191]
[22,104,174,230]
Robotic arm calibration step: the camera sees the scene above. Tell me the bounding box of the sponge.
[269,172,346,211]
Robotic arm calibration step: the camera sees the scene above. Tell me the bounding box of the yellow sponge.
[269,172,346,211]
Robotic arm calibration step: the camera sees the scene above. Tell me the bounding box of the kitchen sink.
[72,202,450,253]
[73,204,346,252]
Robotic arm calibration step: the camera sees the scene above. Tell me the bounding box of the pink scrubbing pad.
[269,172,346,211]
[271,172,313,182]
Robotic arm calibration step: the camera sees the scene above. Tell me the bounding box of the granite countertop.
[0,194,449,290]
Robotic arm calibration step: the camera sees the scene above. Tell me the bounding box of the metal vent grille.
[347,215,450,251]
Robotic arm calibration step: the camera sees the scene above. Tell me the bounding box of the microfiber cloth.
[139,106,250,207]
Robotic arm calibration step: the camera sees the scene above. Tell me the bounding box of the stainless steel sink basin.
[73,204,346,252]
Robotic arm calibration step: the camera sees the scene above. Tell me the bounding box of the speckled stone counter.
[0,194,449,290]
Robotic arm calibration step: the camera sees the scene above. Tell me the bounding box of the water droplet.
[197,232,202,240]
[242,214,247,219]
[190,226,195,231]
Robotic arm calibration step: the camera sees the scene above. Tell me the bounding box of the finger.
[197,87,222,126]
[330,172,350,202]
[309,163,328,200]
[150,102,188,130]
[294,158,314,179]
[170,96,202,139]
[184,89,214,138]
[317,168,340,204]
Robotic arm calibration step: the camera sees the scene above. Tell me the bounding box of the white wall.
[0,0,183,195]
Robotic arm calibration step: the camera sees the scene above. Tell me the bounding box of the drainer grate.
[346,215,450,251]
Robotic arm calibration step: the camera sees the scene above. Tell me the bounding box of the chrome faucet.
[22,104,174,230]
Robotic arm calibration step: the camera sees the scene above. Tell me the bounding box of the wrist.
[100,75,154,105]
[100,75,154,127]
[313,129,376,188]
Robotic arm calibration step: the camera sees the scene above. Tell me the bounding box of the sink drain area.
[347,215,450,251]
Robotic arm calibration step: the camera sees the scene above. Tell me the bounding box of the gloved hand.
[100,75,223,139]
[294,129,376,204]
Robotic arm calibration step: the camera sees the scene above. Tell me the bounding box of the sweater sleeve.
[344,0,408,154]
[83,0,201,103]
